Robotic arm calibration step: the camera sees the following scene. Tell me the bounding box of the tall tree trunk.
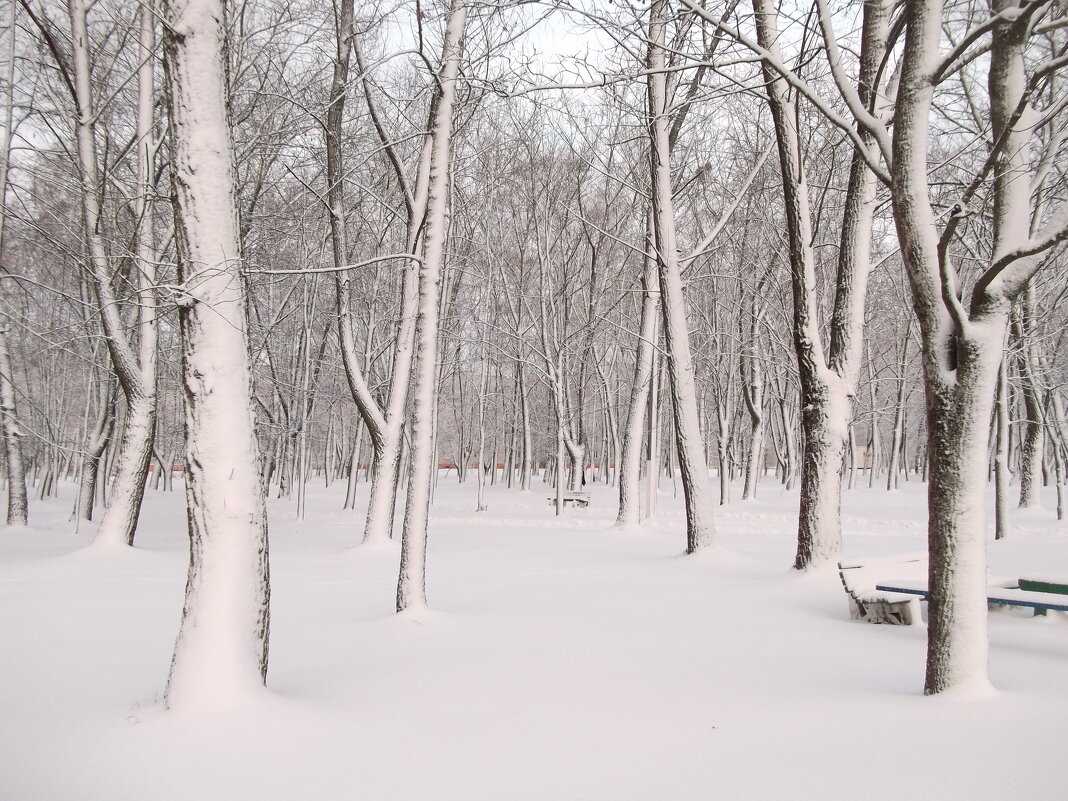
[741,332,765,502]
[716,398,731,505]
[1013,286,1044,508]
[396,0,467,612]
[518,362,533,491]
[0,328,28,526]
[754,0,887,568]
[888,0,1064,694]
[93,3,159,546]
[164,0,270,708]
[344,421,364,510]
[648,0,715,553]
[616,212,658,527]
[339,14,426,545]
[475,310,489,512]
[69,0,159,548]
[0,0,26,527]
[78,376,116,522]
[994,352,1011,538]
[644,336,662,519]
[886,332,910,492]
[1047,390,1068,521]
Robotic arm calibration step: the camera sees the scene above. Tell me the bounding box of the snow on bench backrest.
[839,554,927,597]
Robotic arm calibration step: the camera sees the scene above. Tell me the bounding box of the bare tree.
[0,0,26,527]
[164,0,271,708]
[396,0,469,612]
[647,0,717,552]
[750,0,891,565]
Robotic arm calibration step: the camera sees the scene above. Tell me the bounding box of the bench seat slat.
[1018,578,1068,596]
[875,583,1068,613]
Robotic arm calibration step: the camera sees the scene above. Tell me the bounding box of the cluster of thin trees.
[1,0,1066,702]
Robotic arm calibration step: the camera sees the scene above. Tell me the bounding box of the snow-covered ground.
[2,474,1066,800]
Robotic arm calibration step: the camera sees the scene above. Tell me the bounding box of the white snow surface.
[2,476,1066,799]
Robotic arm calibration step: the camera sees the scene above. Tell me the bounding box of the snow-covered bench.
[1015,576,1068,616]
[838,555,927,625]
[840,557,1068,625]
[547,490,590,508]
[874,580,1068,616]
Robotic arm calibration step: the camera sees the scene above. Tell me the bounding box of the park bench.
[839,555,927,625]
[546,490,590,508]
[840,557,1068,625]
[873,580,1068,617]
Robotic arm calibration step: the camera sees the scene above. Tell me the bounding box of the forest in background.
[1,0,1066,702]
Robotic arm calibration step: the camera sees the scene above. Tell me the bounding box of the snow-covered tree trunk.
[887,335,910,492]
[0,324,27,526]
[78,376,116,522]
[1048,389,1068,521]
[891,0,990,696]
[1013,287,1044,508]
[475,309,489,512]
[338,29,438,545]
[564,438,585,491]
[595,351,621,488]
[328,0,396,541]
[518,363,533,492]
[644,349,663,520]
[93,3,159,547]
[344,421,364,510]
[616,215,658,527]
[716,398,731,505]
[889,0,1068,694]
[994,352,1011,538]
[69,0,159,548]
[647,0,715,553]
[740,320,765,502]
[395,0,467,613]
[846,424,858,490]
[920,336,1003,694]
[867,363,881,487]
[0,0,26,527]
[754,0,887,568]
[163,0,270,708]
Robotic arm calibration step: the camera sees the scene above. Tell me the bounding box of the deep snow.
[1,475,1066,800]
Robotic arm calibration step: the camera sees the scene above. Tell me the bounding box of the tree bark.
[78,375,116,522]
[96,3,159,546]
[396,0,468,612]
[648,0,715,553]
[164,0,270,708]
[0,325,26,526]
[1013,287,1044,508]
[994,352,1011,538]
[0,0,26,527]
[754,0,887,568]
[68,0,159,548]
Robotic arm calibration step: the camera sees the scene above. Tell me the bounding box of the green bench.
[840,559,1068,625]
[874,580,1068,617]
